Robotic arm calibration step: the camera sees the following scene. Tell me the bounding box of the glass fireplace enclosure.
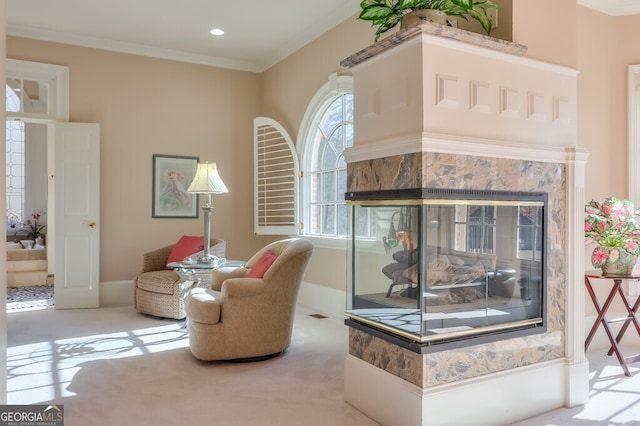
[345,188,547,349]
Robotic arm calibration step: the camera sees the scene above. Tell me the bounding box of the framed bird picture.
[152,154,199,218]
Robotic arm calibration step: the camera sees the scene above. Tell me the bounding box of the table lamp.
[187,162,229,264]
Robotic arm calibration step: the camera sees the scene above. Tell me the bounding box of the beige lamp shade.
[187,162,229,194]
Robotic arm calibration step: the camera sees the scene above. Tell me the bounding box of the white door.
[52,122,100,309]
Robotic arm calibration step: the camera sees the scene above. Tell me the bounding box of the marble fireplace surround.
[347,152,565,388]
[341,23,590,425]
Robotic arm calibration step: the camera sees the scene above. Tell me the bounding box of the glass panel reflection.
[346,189,546,346]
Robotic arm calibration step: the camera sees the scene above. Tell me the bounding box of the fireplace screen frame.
[345,188,548,350]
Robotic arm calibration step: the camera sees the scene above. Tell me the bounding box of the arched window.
[300,75,353,240]
[252,74,354,243]
[4,60,69,231]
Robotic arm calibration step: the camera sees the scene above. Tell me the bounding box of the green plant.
[358,0,498,42]
[11,212,46,240]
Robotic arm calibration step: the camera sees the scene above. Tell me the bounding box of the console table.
[584,273,640,376]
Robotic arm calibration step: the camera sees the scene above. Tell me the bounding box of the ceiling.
[6,0,362,73]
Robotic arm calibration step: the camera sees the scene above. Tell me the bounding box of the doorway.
[5,59,68,308]
[6,100,52,302]
[5,60,100,311]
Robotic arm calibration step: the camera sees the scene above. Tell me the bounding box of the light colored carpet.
[7,304,640,426]
[7,305,379,426]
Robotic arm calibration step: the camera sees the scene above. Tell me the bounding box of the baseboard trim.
[98,279,345,318]
[344,355,586,426]
[297,281,346,319]
[100,280,134,308]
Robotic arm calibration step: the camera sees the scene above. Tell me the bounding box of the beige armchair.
[185,237,314,361]
[134,238,226,320]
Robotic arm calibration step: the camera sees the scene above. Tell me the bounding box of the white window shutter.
[253,117,300,235]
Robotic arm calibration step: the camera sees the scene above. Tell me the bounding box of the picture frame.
[152,154,199,218]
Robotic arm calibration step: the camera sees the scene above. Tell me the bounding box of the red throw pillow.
[246,250,278,278]
[165,235,205,269]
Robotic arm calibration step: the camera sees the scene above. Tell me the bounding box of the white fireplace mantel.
[342,24,578,154]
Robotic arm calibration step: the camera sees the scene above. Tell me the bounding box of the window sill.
[300,235,382,252]
[300,235,348,250]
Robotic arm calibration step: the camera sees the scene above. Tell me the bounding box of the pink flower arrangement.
[585,197,640,268]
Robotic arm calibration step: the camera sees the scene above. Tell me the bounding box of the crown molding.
[578,0,640,16]
[259,3,361,72]
[7,3,362,74]
[7,23,265,73]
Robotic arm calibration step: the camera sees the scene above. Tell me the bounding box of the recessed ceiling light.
[210,28,224,36]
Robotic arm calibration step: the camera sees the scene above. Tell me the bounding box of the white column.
[564,147,590,407]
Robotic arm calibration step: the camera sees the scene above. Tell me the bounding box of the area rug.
[7,285,54,310]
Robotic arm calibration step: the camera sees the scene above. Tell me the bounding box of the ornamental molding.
[578,0,640,16]
[343,135,589,165]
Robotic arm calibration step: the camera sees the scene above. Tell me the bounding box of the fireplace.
[340,22,588,426]
[345,187,547,350]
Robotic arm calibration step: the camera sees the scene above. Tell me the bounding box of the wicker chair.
[134,238,226,319]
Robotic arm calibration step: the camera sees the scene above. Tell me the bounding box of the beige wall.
[512,2,640,316]
[260,15,373,291]
[582,9,640,316]
[513,2,640,203]
[7,37,268,282]
[513,0,577,69]
[577,7,617,202]
[261,15,371,131]
[610,13,640,199]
